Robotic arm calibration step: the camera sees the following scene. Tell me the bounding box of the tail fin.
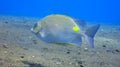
[84,24,100,48]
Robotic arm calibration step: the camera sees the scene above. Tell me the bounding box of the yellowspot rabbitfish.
[31,14,100,48]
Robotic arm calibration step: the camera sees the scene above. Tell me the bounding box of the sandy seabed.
[0,16,120,67]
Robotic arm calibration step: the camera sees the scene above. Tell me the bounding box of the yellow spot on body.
[72,25,79,32]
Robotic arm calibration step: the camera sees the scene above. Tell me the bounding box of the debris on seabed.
[22,61,46,67]
[4,51,8,54]
[102,45,106,48]
[31,56,35,58]
[0,43,8,48]
[84,48,88,51]
[55,62,61,65]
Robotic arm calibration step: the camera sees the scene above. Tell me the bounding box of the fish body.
[31,14,100,48]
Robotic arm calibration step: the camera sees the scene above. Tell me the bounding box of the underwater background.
[0,0,120,67]
[0,0,120,24]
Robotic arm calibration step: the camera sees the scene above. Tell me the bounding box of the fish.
[31,14,100,48]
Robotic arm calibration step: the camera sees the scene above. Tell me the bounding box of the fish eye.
[33,23,38,29]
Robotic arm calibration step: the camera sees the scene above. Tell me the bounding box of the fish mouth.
[31,28,34,31]
[31,27,39,33]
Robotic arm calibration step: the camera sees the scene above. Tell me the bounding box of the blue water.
[0,0,120,24]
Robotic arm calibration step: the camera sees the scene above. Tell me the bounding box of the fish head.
[31,22,42,34]
[31,21,55,42]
